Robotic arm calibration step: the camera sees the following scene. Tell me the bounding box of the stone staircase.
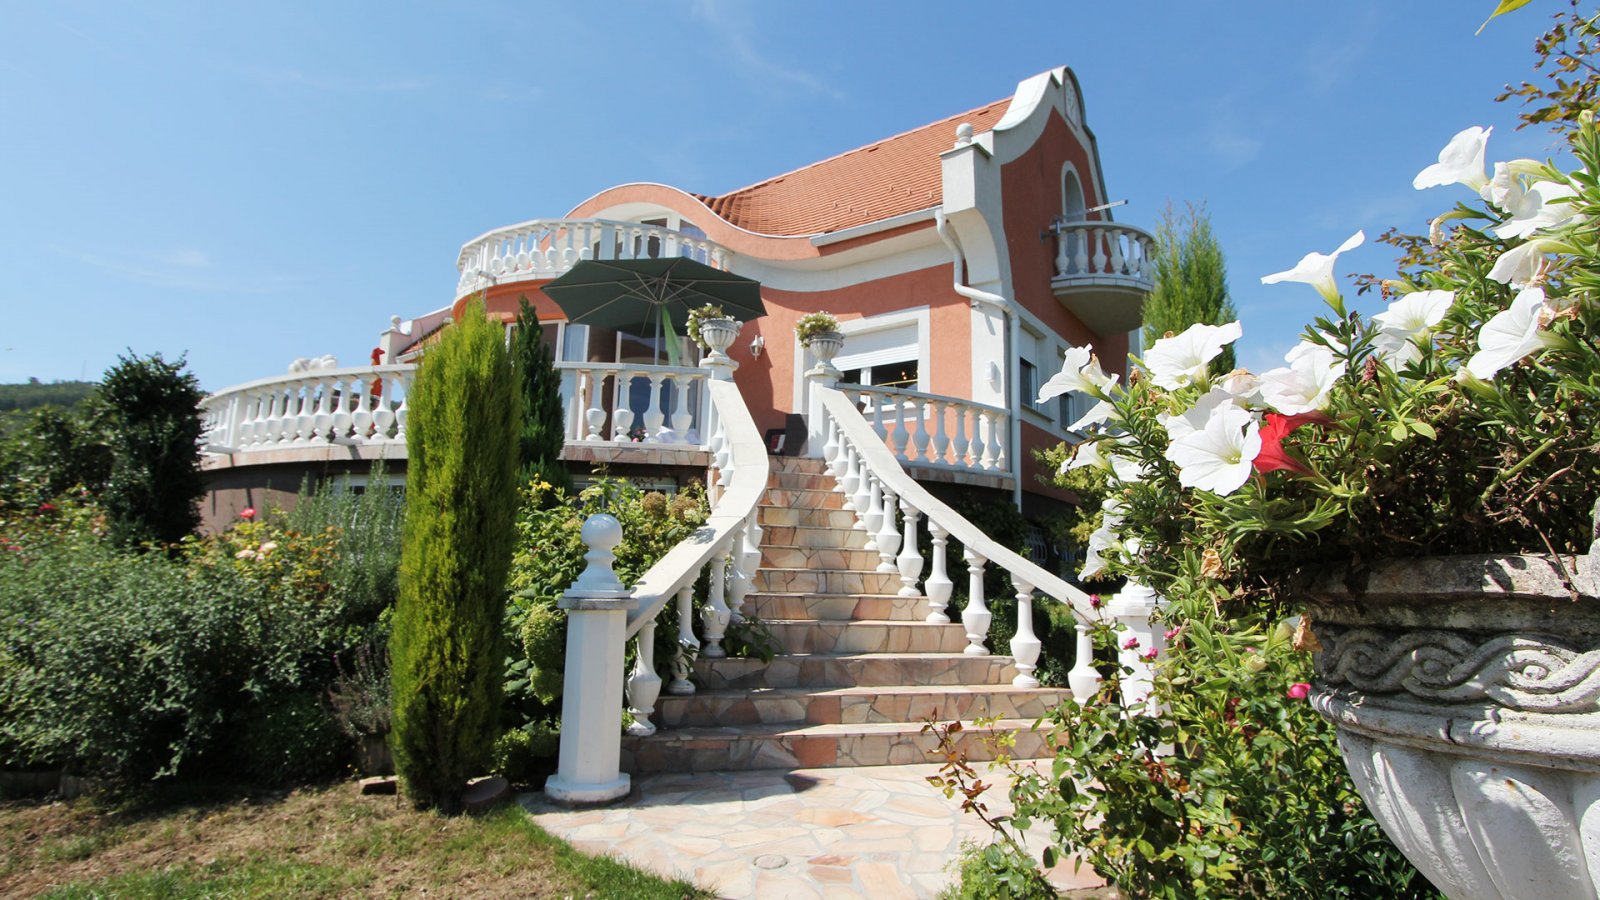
[622,456,1071,774]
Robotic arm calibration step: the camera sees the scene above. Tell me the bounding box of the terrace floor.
[520,762,1109,899]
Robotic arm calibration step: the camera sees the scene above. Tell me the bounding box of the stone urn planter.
[1303,552,1600,900]
[697,317,741,365]
[803,330,845,376]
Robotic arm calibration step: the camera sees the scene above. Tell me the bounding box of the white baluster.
[371,381,395,443]
[1055,229,1072,277]
[1090,226,1107,274]
[611,371,635,441]
[962,547,991,655]
[896,498,923,598]
[1068,623,1099,702]
[992,412,1008,471]
[643,373,665,441]
[822,416,841,476]
[839,443,861,508]
[870,393,887,444]
[925,520,953,624]
[669,374,693,443]
[952,405,970,469]
[585,370,606,441]
[1109,227,1127,275]
[350,377,373,442]
[891,397,910,461]
[875,484,900,573]
[1071,226,1089,273]
[851,451,873,522]
[393,371,412,443]
[667,584,699,696]
[972,413,985,470]
[625,623,661,736]
[930,400,949,466]
[1009,577,1041,688]
[911,398,931,463]
[331,376,355,441]
[700,546,731,658]
[311,376,335,443]
[727,521,751,623]
[860,474,882,547]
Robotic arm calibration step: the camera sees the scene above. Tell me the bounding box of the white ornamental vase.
[805,331,845,377]
[1304,553,1600,900]
[698,318,741,365]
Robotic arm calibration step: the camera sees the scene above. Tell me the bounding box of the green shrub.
[284,461,406,627]
[235,692,346,785]
[512,296,573,499]
[391,298,521,812]
[489,721,559,786]
[943,841,1056,900]
[96,352,205,548]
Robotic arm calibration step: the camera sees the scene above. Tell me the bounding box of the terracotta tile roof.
[692,99,1012,237]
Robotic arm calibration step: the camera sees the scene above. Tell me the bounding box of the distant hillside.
[0,381,98,413]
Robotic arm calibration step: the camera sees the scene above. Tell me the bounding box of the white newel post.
[804,334,842,459]
[1107,580,1167,716]
[545,513,633,805]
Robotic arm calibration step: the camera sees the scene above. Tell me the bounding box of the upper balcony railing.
[839,384,1009,478]
[455,218,733,300]
[1049,220,1155,334]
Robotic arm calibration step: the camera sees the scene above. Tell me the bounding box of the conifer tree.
[97,352,205,548]
[390,298,521,812]
[1143,203,1237,374]
[511,296,573,500]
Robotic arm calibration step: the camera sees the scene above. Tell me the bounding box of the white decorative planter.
[698,318,741,365]
[1304,553,1600,900]
[804,331,844,377]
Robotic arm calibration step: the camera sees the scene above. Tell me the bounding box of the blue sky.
[0,1,1561,390]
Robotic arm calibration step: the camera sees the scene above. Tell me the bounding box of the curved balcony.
[1050,221,1154,335]
[455,218,733,300]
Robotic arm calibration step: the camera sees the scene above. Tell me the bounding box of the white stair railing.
[816,384,1102,699]
[840,385,1008,475]
[544,376,768,805]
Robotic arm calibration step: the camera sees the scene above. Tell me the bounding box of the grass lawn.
[0,781,706,898]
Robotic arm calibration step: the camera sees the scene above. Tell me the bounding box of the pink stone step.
[764,620,968,655]
[765,470,839,491]
[694,652,1018,690]
[655,684,1073,729]
[756,567,901,595]
[742,592,930,622]
[768,457,828,475]
[759,506,857,529]
[763,487,846,510]
[622,718,1054,774]
[758,525,869,550]
[760,545,881,570]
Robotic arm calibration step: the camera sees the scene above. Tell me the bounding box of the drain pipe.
[935,211,1024,509]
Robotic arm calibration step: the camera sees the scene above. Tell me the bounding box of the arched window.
[1062,170,1086,222]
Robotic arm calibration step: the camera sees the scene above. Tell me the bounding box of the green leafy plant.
[684,303,730,351]
[511,296,574,500]
[794,311,841,348]
[1143,202,1237,375]
[390,298,522,813]
[96,352,205,549]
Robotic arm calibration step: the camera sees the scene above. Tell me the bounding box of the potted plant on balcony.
[1042,110,1600,896]
[686,302,740,364]
[795,311,844,372]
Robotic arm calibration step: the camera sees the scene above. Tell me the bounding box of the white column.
[545,513,632,805]
[804,344,840,459]
[1107,581,1168,717]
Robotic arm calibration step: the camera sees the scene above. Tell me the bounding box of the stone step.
[742,592,931,622]
[695,652,1017,690]
[761,486,846,510]
[765,469,838,491]
[756,566,901,595]
[760,545,881,570]
[764,619,968,655]
[656,684,1073,729]
[768,456,828,476]
[622,718,1053,774]
[759,506,857,529]
[758,524,868,550]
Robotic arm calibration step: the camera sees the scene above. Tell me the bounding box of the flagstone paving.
[521,762,1108,898]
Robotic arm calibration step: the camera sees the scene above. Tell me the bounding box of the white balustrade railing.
[456,218,733,299]
[816,384,1102,701]
[1053,221,1155,288]
[200,365,415,453]
[557,362,709,446]
[839,385,1009,476]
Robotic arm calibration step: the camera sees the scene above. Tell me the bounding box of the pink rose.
[1142,647,1159,661]
[1286,682,1312,700]
[240,507,257,520]
[1122,636,1140,650]
[1089,594,1102,609]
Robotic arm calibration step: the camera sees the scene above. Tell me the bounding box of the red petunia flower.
[1253,411,1331,476]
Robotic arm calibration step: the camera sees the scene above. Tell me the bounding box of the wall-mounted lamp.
[750,334,765,359]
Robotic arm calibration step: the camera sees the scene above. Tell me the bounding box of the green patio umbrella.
[542,257,766,364]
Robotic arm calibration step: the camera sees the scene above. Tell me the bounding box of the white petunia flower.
[1261,231,1365,304]
[1110,452,1149,484]
[1068,400,1114,432]
[1487,239,1557,287]
[1413,126,1491,192]
[1466,287,1565,380]
[1163,404,1262,496]
[1260,343,1346,415]
[1039,345,1118,402]
[1372,290,1453,367]
[1157,388,1240,442]
[1143,321,1244,389]
[1065,438,1106,472]
[1496,180,1581,240]
[1218,369,1262,402]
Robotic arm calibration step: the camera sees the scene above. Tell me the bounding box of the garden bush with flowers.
[984,11,1600,897]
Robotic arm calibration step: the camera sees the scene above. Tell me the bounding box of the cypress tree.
[511,295,573,499]
[390,298,521,812]
[1142,203,1237,374]
[97,352,205,548]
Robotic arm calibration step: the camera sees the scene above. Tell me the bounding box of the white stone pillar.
[803,338,841,459]
[1107,581,1167,717]
[544,514,633,806]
